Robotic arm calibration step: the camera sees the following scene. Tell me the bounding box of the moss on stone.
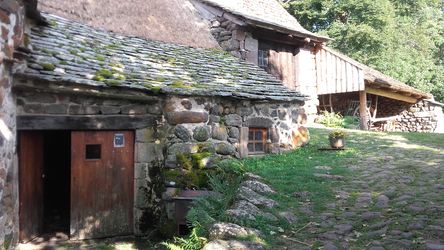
[170,79,191,89]
[176,153,193,171]
[150,86,162,94]
[49,20,58,27]
[59,60,68,65]
[105,43,121,50]
[166,57,176,65]
[93,69,116,82]
[191,152,212,169]
[191,83,206,89]
[104,79,122,86]
[40,48,50,54]
[69,49,79,56]
[154,76,166,83]
[109,62,124,69]
[164,169,182,182]
[115,74,126,81]
[41,63,56,71]
[174,150,216,188]
[219,116,226,125]
[95,69,113,79]
[96,55,105,62]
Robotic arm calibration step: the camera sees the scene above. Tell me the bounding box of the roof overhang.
[243,18,330,43]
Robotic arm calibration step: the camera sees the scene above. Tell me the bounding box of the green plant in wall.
[175,152,209,189]
[219,116,226,126]
[170,146,218,189]
[191,152,212,169]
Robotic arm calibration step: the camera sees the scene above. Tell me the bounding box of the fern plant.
[162,228,207,250]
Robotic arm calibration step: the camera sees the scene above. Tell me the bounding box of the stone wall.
[14,79,166,236]
[0,0,25,248]
[13,77,308,240]
[191,0,258,64]
[161,96,307,223]
[208,16,258,64]
[163,96,306,166]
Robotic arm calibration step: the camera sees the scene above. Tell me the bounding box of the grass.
[239,128,444,248]
[240,128,355,246]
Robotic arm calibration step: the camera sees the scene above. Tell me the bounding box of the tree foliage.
[284,0,444,102]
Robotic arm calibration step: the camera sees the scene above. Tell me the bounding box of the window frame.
[258,49,269,69]
[247,128,268,155]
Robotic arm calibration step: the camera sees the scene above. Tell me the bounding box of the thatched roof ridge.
[322,47,431,99]
[18,13,307,102]
[199,0,329,42]
[37,0,219,48]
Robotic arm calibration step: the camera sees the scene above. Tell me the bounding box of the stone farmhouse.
[0,0,442,248]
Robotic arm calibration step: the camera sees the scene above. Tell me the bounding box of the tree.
[285,0,444,102]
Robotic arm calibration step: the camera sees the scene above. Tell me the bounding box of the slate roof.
[200,0,329,42]
[18,14,307,102]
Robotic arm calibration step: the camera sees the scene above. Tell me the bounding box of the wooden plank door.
[268,46,297,89]
[19,131,44,242]
[70,131,134,239]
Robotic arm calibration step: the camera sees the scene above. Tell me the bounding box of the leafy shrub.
[317,111,345,128]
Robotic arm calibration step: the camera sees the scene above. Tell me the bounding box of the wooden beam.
[13,83,159,103]
[252,28,306,47]
[359,91,369,130]
[17,115,158,130]
[365,87,418,104]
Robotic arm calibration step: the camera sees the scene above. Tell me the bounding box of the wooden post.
[359,91,368,130]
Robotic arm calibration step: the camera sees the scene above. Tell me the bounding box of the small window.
[247,128,268,155]
[85,144,101,160]
[258,50,268,69]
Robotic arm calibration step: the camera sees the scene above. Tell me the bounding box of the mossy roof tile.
[19,13,307,102]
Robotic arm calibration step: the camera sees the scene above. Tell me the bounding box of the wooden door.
[268,46,298,89]
[19,131,44,242]
[70,131,134,239]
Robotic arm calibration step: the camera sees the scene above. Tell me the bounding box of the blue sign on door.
[114,133,125,148]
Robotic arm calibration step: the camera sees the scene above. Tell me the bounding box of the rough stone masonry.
[0,0,26,248]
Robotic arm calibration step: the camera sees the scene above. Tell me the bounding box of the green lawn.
[240,128,444,248]
[241,128,355,247]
